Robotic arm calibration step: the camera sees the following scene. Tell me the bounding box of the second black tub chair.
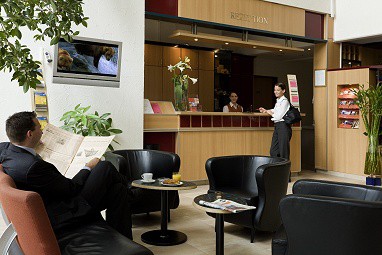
[205,155,291,242]
[105,150,180,218]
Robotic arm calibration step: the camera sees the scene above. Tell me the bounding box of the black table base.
[141,230,187,246]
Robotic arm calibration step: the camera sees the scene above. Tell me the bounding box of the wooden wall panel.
[313,43,328,170]
[177,130,301,181]
[144,66,163,100]
[198,70,214,112]
[144,44,163,66]
[327,69,374,175]
[162,67,174,103]
[163,46,181,67]
[199,51,214,71]
[178,0,305,36]
[186,69,199,97]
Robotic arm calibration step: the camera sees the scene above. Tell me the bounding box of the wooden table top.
[132,179,197,191]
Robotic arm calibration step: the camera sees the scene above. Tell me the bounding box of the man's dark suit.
[0,142,133,239]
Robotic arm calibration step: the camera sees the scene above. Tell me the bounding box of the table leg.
[216,214,224,255]
[141,190,187,246]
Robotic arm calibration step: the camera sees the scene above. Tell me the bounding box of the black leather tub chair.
[205,155,291,242]
[105,149,180,218]
[272,179,382,255]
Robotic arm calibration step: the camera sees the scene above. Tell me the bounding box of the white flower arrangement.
[168,56,198,84]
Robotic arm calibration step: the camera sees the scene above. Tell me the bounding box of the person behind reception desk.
[259,83,292,180]
[223,92,243,112]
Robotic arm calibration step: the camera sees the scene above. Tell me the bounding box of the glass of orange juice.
[172,172,181,183]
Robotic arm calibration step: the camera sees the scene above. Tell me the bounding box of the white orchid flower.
[184,56,190,63]
[167,65,174,71]
[190,77,198,84]
[178,66,185,72]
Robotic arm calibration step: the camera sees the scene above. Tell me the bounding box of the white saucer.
[141,179,155,183]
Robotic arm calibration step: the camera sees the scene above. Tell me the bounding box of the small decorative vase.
[364,136,381,180]
[174,78,188,111]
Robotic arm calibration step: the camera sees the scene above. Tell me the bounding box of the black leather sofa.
[205,155,291,242]
[272,179,382,255]
[105,150,180,216]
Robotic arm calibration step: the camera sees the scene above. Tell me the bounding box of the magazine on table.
[35,123,114,177]
[199,199,256,213]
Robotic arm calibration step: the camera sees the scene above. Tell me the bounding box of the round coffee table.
[193,193,247,255]
[132,179,197,246]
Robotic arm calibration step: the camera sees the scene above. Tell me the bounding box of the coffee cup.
[141,173,153,181]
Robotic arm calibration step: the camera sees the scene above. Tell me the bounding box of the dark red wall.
[305,12,324,39]
[145,0,178,16]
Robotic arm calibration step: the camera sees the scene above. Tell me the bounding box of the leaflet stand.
[30,65,49,130]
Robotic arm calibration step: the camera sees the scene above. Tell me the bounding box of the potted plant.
[353,84,382,185]
[60,104,122,150]
[167,56,198,111]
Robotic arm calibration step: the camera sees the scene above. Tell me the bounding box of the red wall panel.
[146,0,178,16]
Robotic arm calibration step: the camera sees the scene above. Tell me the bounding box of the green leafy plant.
[60,104,122,150]
[0,0,89,92]
[353,84,382,176]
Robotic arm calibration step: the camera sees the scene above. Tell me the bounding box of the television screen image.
[53,36,122,87]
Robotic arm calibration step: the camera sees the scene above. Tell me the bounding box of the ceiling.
[145,19,315,62]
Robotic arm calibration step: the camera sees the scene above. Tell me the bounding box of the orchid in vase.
[168,56,198,111]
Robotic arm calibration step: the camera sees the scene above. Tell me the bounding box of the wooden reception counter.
[144,112,301,181]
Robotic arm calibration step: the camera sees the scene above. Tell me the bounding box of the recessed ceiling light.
[253,46,257,49]
[214,49,219,53]
[307,48,311,51]
[194,38,199,42]
[279,49,283,52]
[225,42,229,45]
[174,45,179,48]
[215,55,218,58]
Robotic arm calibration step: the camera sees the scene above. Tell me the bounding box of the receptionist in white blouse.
[259,83,292,161]
[223,92,243,112]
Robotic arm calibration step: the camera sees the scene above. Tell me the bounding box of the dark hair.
[275,82,286,91]
[6,111,37,143]
[229,91,238,97]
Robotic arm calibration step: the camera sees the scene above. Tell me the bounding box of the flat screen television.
[53,36,122,87]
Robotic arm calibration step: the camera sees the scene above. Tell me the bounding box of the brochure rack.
[337,84,359,129]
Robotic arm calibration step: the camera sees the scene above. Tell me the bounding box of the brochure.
[35,123,114,177]
[199,199,256,213]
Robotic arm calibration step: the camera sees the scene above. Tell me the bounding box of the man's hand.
[85,158,100,170]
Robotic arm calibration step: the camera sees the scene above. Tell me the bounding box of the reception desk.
[144,112,301,181]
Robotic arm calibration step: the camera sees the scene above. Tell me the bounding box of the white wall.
[0,0,145,149]
[334,0,382,42]
[262,0,332,14]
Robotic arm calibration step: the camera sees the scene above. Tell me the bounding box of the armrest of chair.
[104,152,130,179]
[292,179,382,201]
[279,194,382,255]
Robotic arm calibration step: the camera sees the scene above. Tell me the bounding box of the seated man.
[0,111,134,239]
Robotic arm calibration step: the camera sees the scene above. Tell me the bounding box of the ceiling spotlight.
[253,46,257,49]
[279,49,283,52]
[214,49,219,53]
[174,45,179,48]
[215,55,218,58]
[194,38,199,42]
[307,48,311,51]
[225,42,229,45]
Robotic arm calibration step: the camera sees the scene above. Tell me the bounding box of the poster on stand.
[287,74,300,110]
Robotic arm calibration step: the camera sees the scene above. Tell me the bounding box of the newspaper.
[35,123,114,177]
[199,199,256,213]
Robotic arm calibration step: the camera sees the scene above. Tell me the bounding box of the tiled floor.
[0,170,364,255]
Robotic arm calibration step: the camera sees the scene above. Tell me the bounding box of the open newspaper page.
[199,199,256,213]
[35,124,83,175]
[65,135,115,178]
